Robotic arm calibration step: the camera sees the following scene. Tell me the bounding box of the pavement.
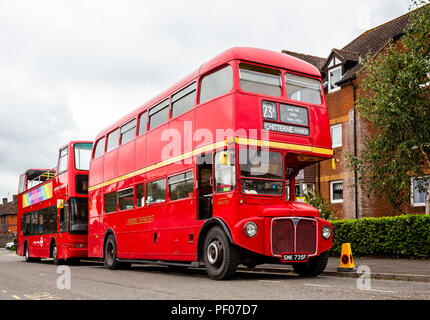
[243,256,430,282]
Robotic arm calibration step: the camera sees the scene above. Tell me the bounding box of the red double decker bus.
[17,141,93,264]
[88,47,334,279]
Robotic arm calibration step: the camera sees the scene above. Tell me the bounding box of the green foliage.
[329,215,430,259]
[350,0,430,212]
[305,191,337,220]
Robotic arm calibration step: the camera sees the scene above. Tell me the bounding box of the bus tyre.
[292,251,329,277]
[51,242,65,265]
[24,243,30,262]
[203,226,238,280]
[24,242,40,263]
[104,234,120,270]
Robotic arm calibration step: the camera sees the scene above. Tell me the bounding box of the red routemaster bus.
[17,141,93,264]
[88,47,334,279]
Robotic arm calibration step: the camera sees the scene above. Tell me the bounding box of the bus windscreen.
[74,143,93,171]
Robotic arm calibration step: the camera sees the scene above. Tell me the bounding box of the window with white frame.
[330,123,342,148]
[328,66,342,92]
[411,177,430,206]
[330,180,343,203]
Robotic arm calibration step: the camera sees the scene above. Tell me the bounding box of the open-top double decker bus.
[88,47,334,279]
[17,141,93,264]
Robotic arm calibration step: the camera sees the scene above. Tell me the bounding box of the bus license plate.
[281,253,308,263]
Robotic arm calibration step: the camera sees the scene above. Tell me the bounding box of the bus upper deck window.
[93,137,105,159]
[199,66,233,104]
[286,73,322,105]
[57,147,68,174]
[239,63,282,97]
[75,143,93,171]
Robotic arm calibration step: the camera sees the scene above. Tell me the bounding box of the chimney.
[2,198,7,205]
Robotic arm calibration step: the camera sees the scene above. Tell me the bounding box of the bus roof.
[95,47,321,139]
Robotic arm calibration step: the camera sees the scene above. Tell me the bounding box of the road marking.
[360,288,397,294]
[1,290,7,294]
[24,292,61,300]
[258,280,281,284]
[11,295,21,300]
[304,283,333,288]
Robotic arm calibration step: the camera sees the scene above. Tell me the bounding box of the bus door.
[197,153,213,220]
[57,198,68,257]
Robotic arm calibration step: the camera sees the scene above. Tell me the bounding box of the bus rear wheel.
[203,226,238,280]
[104,234,122,270]
[292,251,329,277]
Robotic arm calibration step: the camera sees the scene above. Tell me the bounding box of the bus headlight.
[244,221,258,237]
[321,225,332,240]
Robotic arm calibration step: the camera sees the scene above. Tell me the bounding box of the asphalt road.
[1,249,429,300]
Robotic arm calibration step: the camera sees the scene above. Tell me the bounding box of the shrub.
[329,214,430,259]
[305,191,337,220]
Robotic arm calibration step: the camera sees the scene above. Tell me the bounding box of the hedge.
[329,214,430,259]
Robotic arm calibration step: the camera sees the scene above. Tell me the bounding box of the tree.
[350,0,430,214]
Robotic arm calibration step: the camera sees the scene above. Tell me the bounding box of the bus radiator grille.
[272,219,294,255]
[271,218,316,255]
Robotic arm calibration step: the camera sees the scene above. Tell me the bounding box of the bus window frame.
[57,146,69,175]
[167,170,194,202]
[120,118,137,146]
[106,128,120,154]
[238,61,283,98]
[238,146,285,198]
[138,111,148,136]
[198,64,234,105]
[145,177,167,206]
[171,82,197,119]
[74,142,93,171]
[118,187,135,211]
[93,136,106,159]
[148,99,170,132]
[104,191,118,214]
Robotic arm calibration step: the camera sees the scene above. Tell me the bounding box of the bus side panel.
[166,197,197,259]
[90,156,104,188]
[115,176,135,258]
[164,111,197,259]
[134,134,146,171]
[104,149,118,183]
[145,125,167,171]
[146,202,168,256]
[194,95,234,146]
[118,140,135,178]
[310,106,332,149]
[88,189,103,258]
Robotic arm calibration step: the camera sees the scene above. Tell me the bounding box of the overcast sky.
[0,0,413,200]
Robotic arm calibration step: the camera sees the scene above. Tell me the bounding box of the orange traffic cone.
[337,243,356,272]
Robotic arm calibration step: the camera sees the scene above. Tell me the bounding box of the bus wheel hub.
[207,241,222,265]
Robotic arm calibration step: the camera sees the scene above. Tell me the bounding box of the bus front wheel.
[292,251,329,277]
[203,226,238,280]
[24,243,40,263]
[51,241,66,265]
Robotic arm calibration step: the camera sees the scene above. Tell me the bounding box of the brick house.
[0,196,17,239]
[283,8,429,219]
